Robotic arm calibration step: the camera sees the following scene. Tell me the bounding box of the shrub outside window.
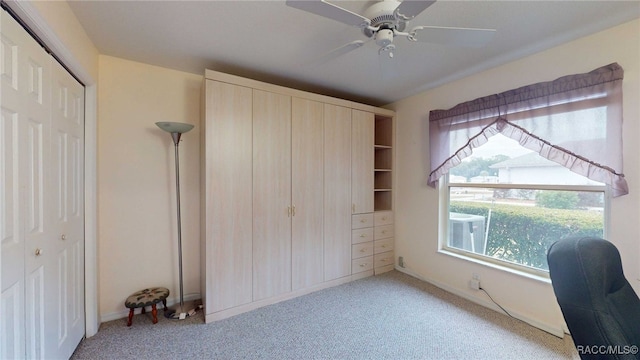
[442,134,606,273]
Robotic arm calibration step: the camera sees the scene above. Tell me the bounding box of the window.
[428,64,626,274]
[442,134,606,273]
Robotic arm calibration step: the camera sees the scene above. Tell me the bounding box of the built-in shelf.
[374,115,393,211]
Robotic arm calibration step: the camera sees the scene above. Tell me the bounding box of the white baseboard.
[100,293,202,323]
[394,267,565,338]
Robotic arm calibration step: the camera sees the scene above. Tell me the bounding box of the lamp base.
[164,300,197,320]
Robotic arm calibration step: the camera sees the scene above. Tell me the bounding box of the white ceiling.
[68,0,640,106]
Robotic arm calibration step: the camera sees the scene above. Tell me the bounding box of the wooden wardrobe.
[201,70,394,322]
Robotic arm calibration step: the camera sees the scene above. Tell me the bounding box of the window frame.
[438,173,610,278]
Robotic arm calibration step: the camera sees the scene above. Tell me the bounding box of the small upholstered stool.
[125,287,169,326]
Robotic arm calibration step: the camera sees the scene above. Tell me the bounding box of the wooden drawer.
[374,211,393,226]
[352,228,374,244]
[375,264,394,275]
[352,256,374,274]
[374,238,394,255]
[352,242,374,259]
[374,224,394,239]
[374,251,394,268]
[352,213,374,229]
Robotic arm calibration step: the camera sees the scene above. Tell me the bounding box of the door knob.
[35,248,42,256]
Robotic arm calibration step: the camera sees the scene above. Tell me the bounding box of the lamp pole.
[156,121,195,320]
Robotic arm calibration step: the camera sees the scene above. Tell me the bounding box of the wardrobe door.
[351,110,374,214]
[50,56,85,359]
[253,89,292,301]
[1,9,51,358]
[204,80,253,312]
[323,104,352,281]
[291,98,324,291]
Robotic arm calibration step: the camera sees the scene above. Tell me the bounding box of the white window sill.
[437,248,552,284]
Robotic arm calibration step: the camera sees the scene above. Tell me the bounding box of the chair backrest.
[547,236,640,359]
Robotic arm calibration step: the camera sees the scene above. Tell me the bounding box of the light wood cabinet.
[323,104,352,282]
[291,98,324,290]
[253,89,292,301]
[203,80,253,312]
[374,210,395,274]
[202,70,394,323]
[351,213,374,276]
[351,110,374,214]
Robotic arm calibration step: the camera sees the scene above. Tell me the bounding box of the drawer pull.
[382,217,387,221]
[381,245,387,248]
[360,248,366,253]
[360,234,366,238]
[359,263,368,267]
[360,219,367,223]
[380,258,388,262]
[382,230,387,234]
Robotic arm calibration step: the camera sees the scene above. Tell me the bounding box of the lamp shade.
[156,121,194,134]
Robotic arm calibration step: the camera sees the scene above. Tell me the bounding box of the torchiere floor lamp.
[156,121,195,320]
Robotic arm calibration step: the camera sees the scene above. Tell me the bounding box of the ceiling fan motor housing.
[363,0,406,38]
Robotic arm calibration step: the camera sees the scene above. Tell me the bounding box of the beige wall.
[389,19,640,335]
[98,56,202,319]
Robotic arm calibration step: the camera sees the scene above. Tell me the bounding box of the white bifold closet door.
[1,9,85,360]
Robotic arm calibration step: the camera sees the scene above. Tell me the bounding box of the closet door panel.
[324,104,352,281]
[291,97,324,291]
[205,80,253,312]
[351,110,374,214]
[1,14,26,357]
[253,89,292,301]
[0,10,52,357]
[50,59,85,359]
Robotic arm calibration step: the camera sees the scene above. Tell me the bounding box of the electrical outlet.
[469,279,480,290]
[472,273,480,281]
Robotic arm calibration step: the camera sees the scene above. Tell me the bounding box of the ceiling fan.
[286,0,496,59]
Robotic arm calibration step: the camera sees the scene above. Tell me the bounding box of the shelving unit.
[374,115,393,211]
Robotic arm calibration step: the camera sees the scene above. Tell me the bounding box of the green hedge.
[450,201,603,270]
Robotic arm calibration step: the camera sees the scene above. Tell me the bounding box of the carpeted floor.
[72,271,578,359]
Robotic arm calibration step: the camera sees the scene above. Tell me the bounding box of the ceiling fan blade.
[410,26,496,48]
[306,40,369,66]
[286,0,371,27]
[395,0,437,21]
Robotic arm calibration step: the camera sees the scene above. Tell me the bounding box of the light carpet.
[71,271,578,359]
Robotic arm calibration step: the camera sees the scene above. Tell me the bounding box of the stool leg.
[127,308,134,327]
[151,304,158,324]
[162,299,168,311]
[141,306,146,314]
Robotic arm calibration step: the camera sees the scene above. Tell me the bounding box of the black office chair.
[547,236,640,359]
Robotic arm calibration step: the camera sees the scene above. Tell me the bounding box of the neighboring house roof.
[489,152,559,169]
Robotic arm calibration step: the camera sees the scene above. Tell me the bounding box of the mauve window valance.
[428,63,628,197]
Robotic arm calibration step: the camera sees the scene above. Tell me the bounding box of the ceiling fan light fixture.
[375,28,394,47]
